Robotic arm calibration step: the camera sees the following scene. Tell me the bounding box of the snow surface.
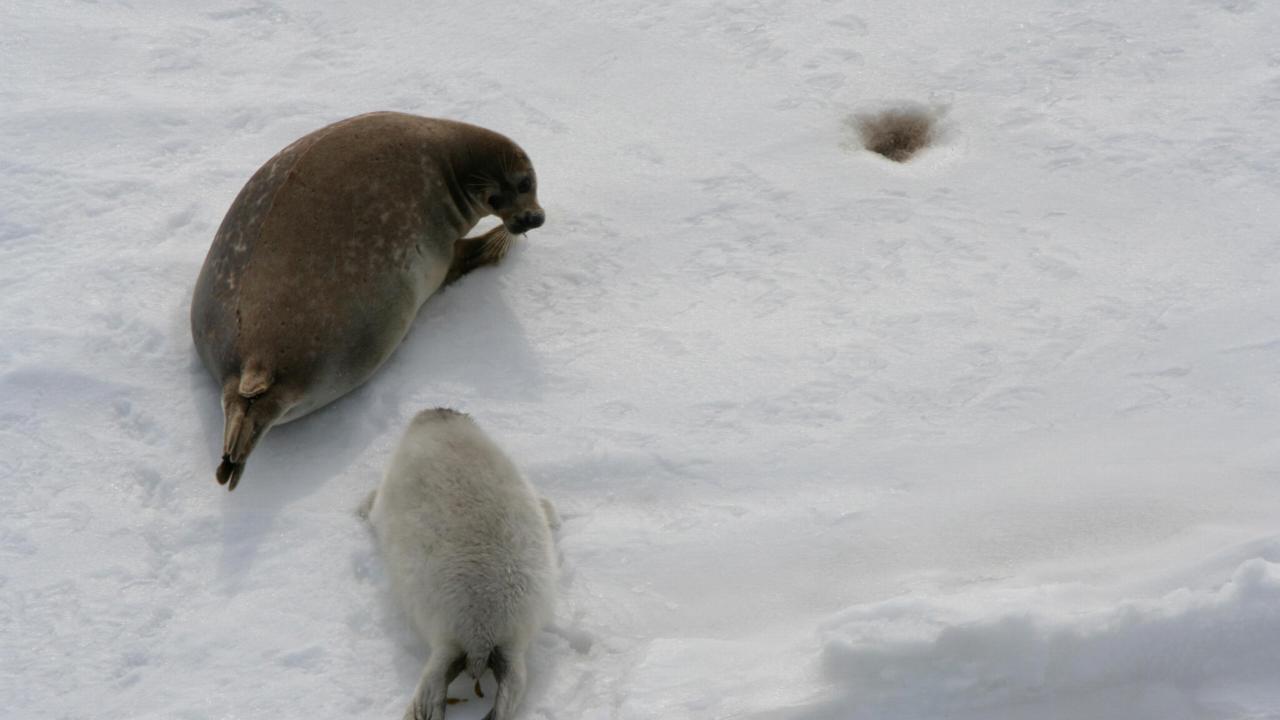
[3,1,1280,718]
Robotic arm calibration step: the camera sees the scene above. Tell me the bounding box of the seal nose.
[521,211,544,230]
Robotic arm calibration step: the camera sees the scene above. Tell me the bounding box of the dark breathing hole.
[854,107,936,162]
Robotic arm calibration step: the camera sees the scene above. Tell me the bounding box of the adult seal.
[191,112,545,490]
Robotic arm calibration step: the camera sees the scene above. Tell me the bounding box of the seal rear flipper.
[215,375,294,491]
[481,646,527,720]
[404,651,466,720]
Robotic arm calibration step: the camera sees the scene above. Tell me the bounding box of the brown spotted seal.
[190,111,544,490]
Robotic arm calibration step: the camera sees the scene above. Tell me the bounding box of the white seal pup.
[191,112,545,490]
[364,408,557,720]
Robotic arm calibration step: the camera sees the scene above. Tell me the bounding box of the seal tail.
[237,364,272,398]
[214,371,291,491]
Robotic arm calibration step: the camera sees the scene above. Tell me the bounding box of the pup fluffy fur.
[365,409,557,720]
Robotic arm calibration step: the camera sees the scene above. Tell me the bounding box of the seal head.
[464,143,545,234]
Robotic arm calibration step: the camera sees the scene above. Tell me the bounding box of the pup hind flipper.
[404,651,465,720]
[481,647,527,720]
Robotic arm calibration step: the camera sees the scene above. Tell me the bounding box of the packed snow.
[3,1,1279,718]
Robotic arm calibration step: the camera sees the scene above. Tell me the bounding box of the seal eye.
[517,178,533,194]
[488,194,505,209]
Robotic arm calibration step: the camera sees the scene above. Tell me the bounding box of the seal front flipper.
[539,497,561,532]
[357,488,378,520]
[444,226,515,286]
[214,371,294,491]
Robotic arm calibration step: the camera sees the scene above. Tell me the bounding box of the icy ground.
[3,1,1280,718]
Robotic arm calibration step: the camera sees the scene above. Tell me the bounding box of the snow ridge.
[815,559,1280,719]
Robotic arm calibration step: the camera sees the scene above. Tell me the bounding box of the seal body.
[366,409,557,720]
[191,112,544,489]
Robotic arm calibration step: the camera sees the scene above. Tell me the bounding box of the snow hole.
[853,105,938,162]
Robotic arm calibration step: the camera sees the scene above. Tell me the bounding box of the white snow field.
[3,0,1280,718]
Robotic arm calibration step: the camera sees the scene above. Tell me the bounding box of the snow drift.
[812,557,1280,719]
